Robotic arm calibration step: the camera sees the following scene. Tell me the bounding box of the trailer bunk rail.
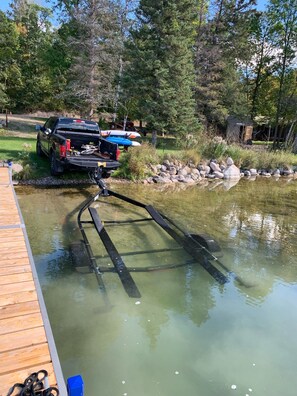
[77,176,249,299]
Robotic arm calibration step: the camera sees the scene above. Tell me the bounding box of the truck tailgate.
[65,155,120,170]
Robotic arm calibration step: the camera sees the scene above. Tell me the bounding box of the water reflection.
[17,178,297,396]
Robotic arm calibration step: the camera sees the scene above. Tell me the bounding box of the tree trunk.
[113,57,123,123]
[123,115,128,131]
[152,131,157,147]
[285,120,296,149]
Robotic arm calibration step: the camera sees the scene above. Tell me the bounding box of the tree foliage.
[54,0,124,118]
[0,0,296,145]
[124,0,199,138]
[0,11,20,108]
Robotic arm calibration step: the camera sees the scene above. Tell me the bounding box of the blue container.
[67,375,84,396]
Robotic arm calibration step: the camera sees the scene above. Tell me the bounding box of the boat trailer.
[76,174,248,298]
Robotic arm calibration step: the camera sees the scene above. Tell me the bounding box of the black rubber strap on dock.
[88,207,141,298]
[145,205,228,285]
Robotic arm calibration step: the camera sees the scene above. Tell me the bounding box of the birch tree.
[56,0,125,118]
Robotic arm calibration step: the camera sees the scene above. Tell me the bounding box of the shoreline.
[14,173,297,188]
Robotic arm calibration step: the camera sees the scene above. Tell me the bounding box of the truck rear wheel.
[102,171,111,179]
[50,152,63,176]
[36,140,44,157]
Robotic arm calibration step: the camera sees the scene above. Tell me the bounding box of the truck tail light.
[116,147,121,160]
[59,139,71,158]
[59,145,66,158]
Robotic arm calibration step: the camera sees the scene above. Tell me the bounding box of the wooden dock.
[0,167,66,396]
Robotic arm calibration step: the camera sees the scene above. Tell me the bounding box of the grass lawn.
[0,135,50,178]
[141,134,181,156]
[0,135,36,160]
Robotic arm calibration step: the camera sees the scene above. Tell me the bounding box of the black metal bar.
[104,218,153,225]
[98,258,197,272]
[145,205,228,285]
[88,207,141,298]
[78,223,110,300]
[95,246,183,259]
[107,189,147,209]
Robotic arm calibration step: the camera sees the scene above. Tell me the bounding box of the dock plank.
[0,343,52,375]
[0,326,46,353]
[0,301,40,320]
[0,289,37,306]
[0,312,43,335]
[0,272,33,285]
[0,257,30,268]
[0,265,32,276]
[0,280,36,296]
[0,251,31,260]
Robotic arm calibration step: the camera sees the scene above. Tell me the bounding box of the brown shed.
[226,116,253,143]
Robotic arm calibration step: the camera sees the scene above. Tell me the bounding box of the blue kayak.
[106,136,133,146]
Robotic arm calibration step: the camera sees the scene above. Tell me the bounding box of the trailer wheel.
[189,233,222,256]
[50,152,63,176]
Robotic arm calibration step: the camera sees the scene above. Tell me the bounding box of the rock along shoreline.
[12,156,297,187]
[143,156,297,185]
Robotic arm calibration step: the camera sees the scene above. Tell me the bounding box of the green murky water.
[17,178,297,396]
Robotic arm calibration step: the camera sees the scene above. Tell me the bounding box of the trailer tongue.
[77,174,248,299]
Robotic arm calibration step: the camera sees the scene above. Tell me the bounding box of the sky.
[0,0,48,12]
[0,0,269,13]
[0,0,54,12]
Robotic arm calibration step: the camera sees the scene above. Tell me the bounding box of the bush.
[113,143,160,180]
[238,150,258,169]
[179,149,202,166]
[14,163,36,180]
[200,136,229,160]
[255,151,297,170]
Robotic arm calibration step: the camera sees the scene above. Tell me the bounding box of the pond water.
[17,178,297,396]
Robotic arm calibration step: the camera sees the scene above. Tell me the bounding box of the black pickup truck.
[36,117,121,177]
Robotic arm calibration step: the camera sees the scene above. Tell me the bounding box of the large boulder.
[168,166,177,175]
[213,171,224,179]
[12,163,23,173]
[153,176,171,183]
[209,161,221,172]
[226,157,234,166]
[223,164,240,179]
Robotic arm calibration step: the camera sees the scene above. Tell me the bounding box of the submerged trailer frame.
[77,178,247,298]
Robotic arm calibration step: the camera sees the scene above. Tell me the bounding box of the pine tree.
[125,0,199,139]
[195,0,256,131]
